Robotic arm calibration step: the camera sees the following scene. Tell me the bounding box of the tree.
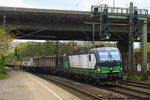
[134,43,150,52]
[134,47,140,52]
[0,26,15,73]
[58,41,79,55]
[14,41,79,59]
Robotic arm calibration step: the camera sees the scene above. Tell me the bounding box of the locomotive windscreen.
[99,50,121,61]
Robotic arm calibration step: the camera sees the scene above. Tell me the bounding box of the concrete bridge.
[0,6,150,42]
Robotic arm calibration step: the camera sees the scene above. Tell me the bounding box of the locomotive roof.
[89,47,119,52]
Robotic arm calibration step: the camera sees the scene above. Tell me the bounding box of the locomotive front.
[89,47,124,83]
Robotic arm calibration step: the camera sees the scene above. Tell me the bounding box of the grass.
[145,76,150,82]
[125,72,150,82]
[134,73,150,82]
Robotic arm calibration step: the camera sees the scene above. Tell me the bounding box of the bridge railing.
[111,8,148,16]
[95,4,148,17]
[107,7,148,16]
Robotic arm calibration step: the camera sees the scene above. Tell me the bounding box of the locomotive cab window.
[99,51,121,61]
[99,51,109,61]
[110,51,120,60]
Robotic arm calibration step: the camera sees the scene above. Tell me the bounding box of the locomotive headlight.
[98,68,101,71]
[110,68,112,70]
[121,67,123,71]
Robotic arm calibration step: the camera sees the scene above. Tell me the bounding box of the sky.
[1,0,144,47]
[0,0,150,11]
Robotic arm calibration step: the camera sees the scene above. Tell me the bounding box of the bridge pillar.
[117,41,129,71]
[117,40,128,53]
[55,41,59,67]
[141,20,148,80]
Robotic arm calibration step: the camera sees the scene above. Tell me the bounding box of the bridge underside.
[12,26,129,41]
[0,6,150,41]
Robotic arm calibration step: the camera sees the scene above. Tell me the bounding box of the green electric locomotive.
[63,47,124,84]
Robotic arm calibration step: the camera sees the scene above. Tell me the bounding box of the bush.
[0,56,5,73]
[0,72,6,79]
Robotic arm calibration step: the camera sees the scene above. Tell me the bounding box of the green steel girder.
[108,15,128,19]
[108,15,147,20]
[141,20,148,80]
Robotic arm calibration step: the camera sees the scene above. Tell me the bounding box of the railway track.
[105,81,150,100]
[108,86,149,100]
[35,73,104,100]
[121,80,150,86]
[119,80,150,89]
[33,73,150,100]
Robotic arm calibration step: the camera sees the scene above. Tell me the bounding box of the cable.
[80,27,92,42]
[97,0,105,5]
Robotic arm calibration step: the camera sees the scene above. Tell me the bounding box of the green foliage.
[134,47,140,52]
[100,42,117,47]
[13,41,79,59]
[148,43,150,52]
[134,43,150,52]
[5,52,16,63]
[16,41,55,58]
[58,41,79,54]
[0,26,15,73]
[125,72,150,82]
[0,26,15,56]
[0,71,7,79]
[0,56,4,73]
[145,76,150,82]
[77,41,117,53]
[0,73,5,79]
